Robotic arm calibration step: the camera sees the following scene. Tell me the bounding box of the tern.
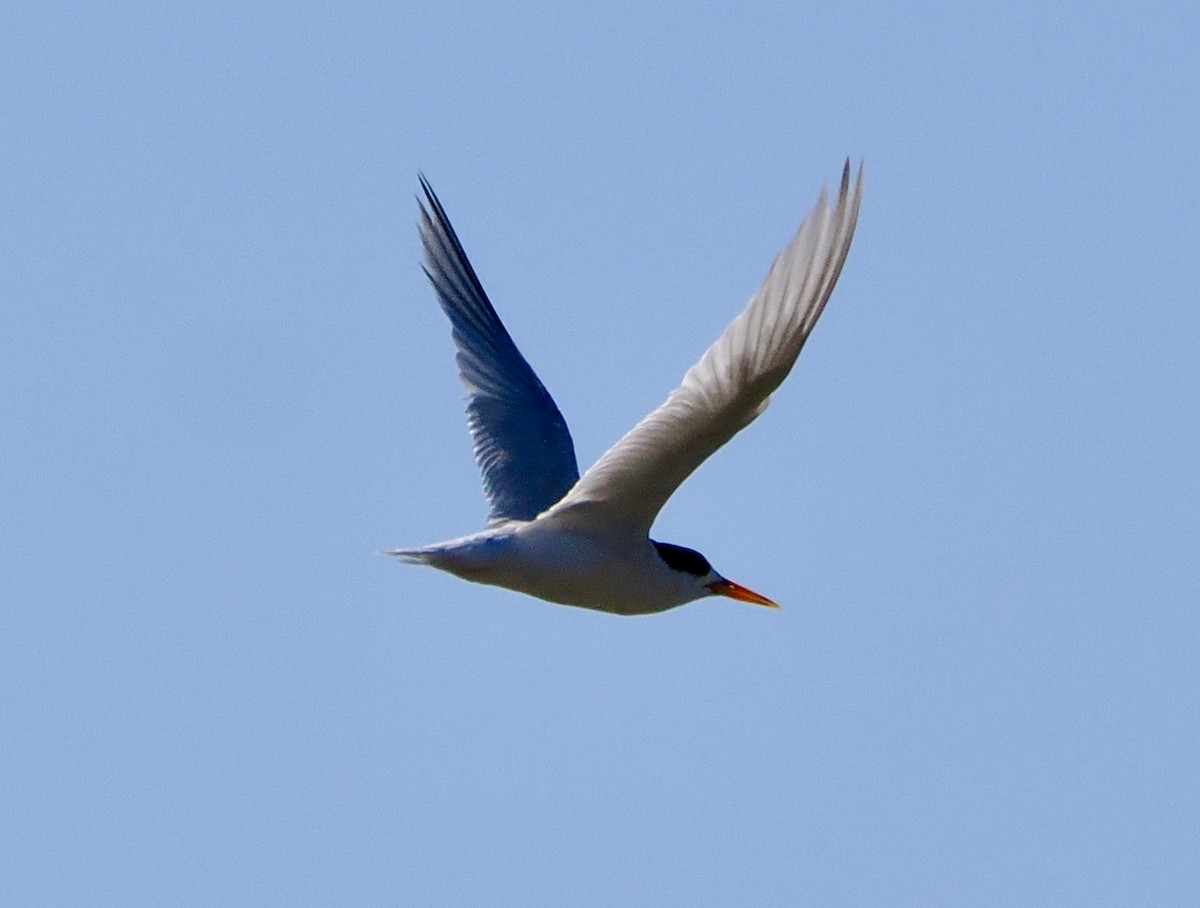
[390,162,863,615]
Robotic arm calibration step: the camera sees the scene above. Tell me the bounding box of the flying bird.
[390,163,863,615]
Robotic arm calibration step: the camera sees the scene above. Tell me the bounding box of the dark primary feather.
[417,177,580,524]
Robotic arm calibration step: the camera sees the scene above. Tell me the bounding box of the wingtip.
[416,172,441,215]
[837,158,865,205]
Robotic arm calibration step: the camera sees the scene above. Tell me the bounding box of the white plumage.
[391,163,863,615]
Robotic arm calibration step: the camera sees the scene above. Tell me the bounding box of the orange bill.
[708,578,780,609]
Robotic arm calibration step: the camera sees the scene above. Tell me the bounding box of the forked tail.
[382,548,437,565]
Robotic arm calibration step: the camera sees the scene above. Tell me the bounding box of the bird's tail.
[381,547,437,565]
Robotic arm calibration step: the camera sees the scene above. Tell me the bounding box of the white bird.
[390,163,863,615]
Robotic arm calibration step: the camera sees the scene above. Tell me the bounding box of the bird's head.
[652,541,779,609]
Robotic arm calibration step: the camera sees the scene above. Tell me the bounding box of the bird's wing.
[418,176,580,524]
[544,161,862,536]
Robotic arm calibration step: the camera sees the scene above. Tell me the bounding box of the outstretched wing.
[544,161,863,535]
[418,177,580,524]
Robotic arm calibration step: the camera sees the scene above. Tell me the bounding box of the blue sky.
[3,1,1197,904]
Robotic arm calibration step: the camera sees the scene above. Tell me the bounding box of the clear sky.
[3,1,1197,904]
